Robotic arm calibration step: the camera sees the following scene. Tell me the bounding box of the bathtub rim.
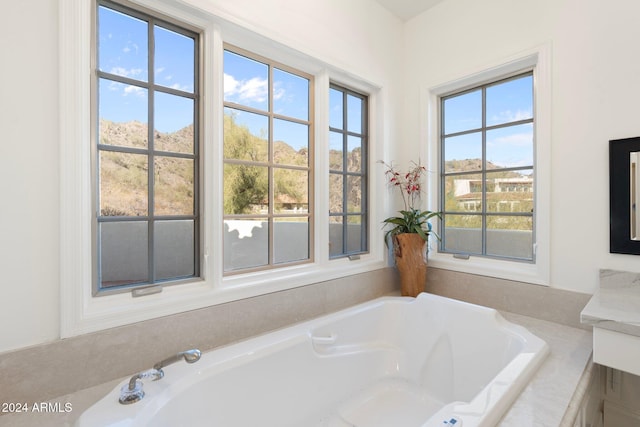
[74,292,550,427]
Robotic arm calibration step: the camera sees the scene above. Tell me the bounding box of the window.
[329,84,368,258]
[439,72,534,262]
[61,0,385,337]
[222,46,313,273]
[95,1,200,292]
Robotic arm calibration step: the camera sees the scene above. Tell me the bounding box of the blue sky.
[98,11,312,149]
[329,88,363,134]
[98,4,531,165]
[443,75,534,172]
[223,50,310,151]
[98,5,195,133]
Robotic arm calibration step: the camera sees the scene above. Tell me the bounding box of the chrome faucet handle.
[119,369,163,404]
[119,380,144,405]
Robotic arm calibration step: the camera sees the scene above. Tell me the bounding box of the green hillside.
[99,115,363,218]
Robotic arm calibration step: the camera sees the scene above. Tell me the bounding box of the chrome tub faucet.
[119,349,202,404]
[154,348,202,371]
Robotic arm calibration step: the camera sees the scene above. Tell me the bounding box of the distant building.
[452,177,533,212]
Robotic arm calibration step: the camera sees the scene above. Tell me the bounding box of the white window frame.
[59,0,385,337]
[423,45,551,286]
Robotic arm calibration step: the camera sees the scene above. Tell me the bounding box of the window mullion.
[342,91,349,254]
[439,97,446,253]
[96,71,150,91]
[268,63,274,265]
[481,86,487,256]
[147,18,156,284]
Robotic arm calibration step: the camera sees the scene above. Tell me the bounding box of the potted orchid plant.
[380,160,441,245]
[380,160,441,296]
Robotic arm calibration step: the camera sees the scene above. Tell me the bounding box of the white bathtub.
[75,293,548,427]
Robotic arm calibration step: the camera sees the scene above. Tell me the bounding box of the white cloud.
[224,73,268,104]
[223,73,238,94]
[490,109,532,124]
[109,66,128,76]
[122,42,139,54]
[123,85,145,97]
[273,82,285,101]
[487,130,533,168]
[109,67,143,78]
[489,131,532,147]
[107,80,145,98]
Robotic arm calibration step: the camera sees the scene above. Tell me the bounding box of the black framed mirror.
[610,136,640,254]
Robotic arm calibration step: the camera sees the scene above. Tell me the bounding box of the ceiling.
[375,0,445,21]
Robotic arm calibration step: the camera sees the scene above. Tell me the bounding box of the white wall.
[0,0,403,353]
[0,0,61,351]
[403,0,640,293]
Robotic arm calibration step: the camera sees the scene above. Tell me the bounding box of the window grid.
[329,84,368,259]
[95,0,200,293]
[439,72,534,262]
[223,45,314,274]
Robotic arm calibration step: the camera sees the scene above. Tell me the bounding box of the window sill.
[61,255,387,338]
[428,251,549,286]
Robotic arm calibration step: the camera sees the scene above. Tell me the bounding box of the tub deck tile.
[498,311,593,427]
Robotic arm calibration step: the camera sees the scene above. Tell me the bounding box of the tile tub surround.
[0,268,399,409]
[426,267,592,330]
[1,266,596,426]
[498,312,593,427]
[0,310,593,427]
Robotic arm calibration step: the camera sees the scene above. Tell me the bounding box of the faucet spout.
[119,349,202,405]
[153,349,202,371]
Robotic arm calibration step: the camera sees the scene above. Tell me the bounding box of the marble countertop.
[498,312,593,427]
[0,311,593,427]
[580,269,640,336]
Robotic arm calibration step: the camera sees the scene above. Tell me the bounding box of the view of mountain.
[99,119,195,217]
[100,117,529,222]
[99,116,363,218]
